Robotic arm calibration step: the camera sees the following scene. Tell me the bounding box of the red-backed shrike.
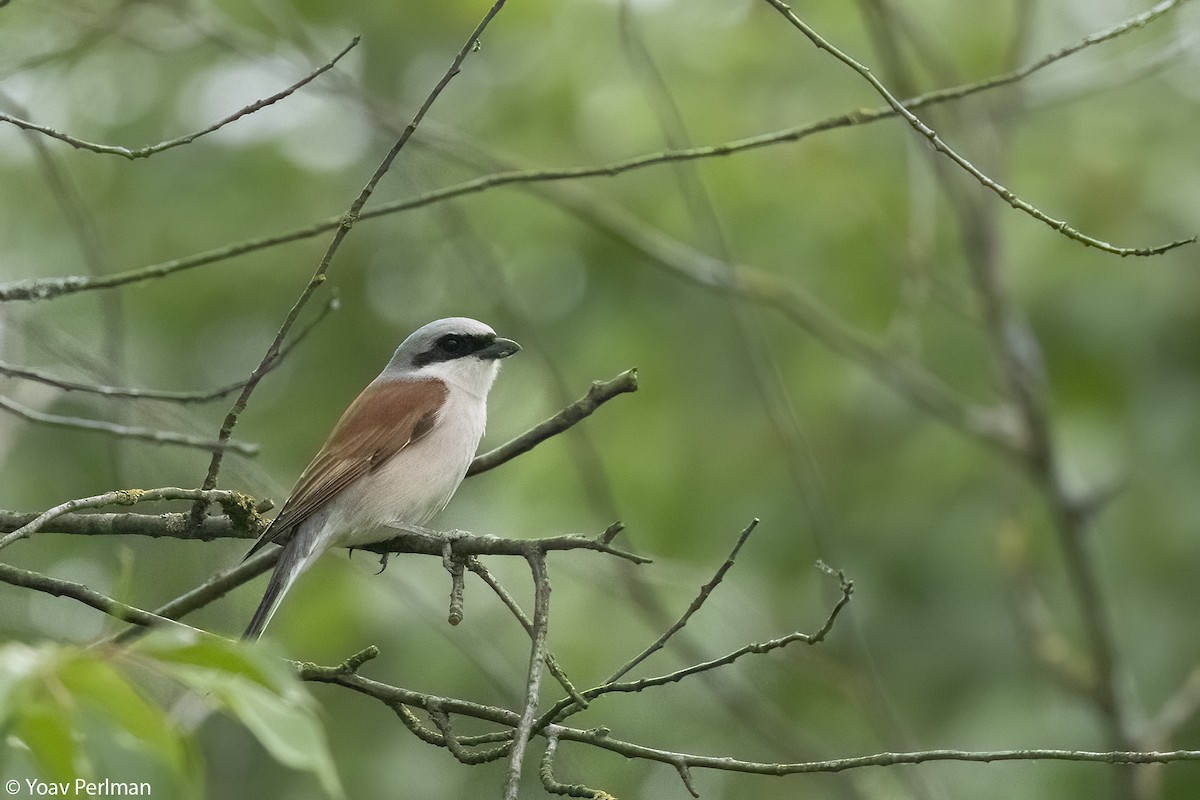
[242,317,520,640]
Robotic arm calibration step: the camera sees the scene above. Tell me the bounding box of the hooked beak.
[478,337,520,360]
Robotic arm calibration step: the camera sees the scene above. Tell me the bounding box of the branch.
[0,559,213,636]
[0,509,243,540]
[537,562,853,733]
[0,487,266,551]
[605,519,759,684]
[0,38,359,159]
[504,552,551,800]
[297,648,1200,781]
[467,368,639,476]
[540,733,617,800]
[1,0,1184,303]
[362,525,649,566]
[194,0,509,498]
[0,394,258,455]
[0,294,337,403]
[107,548,281,646]
[592,571,852,698]
[759,0,1193,257]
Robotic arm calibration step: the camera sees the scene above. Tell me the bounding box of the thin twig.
[298,656,1200,776]
[504,550,552,800]
[194,0,508,500]
[0,559,212,635]
[0,38,359,159]
[605,518,759,684]
[540,733,616,799]
[428,705,511,764]
[0,294,337,403]
[468,368,639,476]
[593,587,852,699]
[442,542,466,626]
[465,557,589,707]
[759,0,1193,256]
[0,395,258,456]
[537,564,853,732]
[1,0,1184,303]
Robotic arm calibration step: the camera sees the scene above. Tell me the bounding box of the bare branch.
[0,559,213,636]
[464,557,589,707]
[540,734,617,800]
[503,551,551,800]
[0,395,258,455]
[364,525,649,565]
[194,0,509,499]
[605,518,759,684]
[429,705,511,765]
[1,1,1185,303]
[298,650,1200,779]
[468,368,639,476]
[536,563,853,734]
[759,0,1193,257]
[0,294,337,403]
[595,577,852,698]
[0,509,244,541]
[0,487,264,551]
[0,38,359,159]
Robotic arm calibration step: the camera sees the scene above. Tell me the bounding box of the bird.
[241,317,520,640]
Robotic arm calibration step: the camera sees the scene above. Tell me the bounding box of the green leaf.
[58,657,191,776]
[0,641,198,793]
[134,631,294,695]
[210,675,345,800]
[14,698,83,781]
[129,632,343,799]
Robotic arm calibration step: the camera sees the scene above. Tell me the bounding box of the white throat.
[413,357,502,401]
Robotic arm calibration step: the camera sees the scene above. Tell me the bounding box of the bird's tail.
[242,534,319,641]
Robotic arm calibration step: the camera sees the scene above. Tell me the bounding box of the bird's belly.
[324,398,484,548]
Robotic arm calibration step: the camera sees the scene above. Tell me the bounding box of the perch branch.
[0,487,264,551]
[194,0,509,498]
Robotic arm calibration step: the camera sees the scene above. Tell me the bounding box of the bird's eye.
[439,335,463,354]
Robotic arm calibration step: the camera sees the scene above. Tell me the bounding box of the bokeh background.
[2,0,1200,798]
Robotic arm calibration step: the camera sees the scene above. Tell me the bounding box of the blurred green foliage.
[1,0,1199,798]
[0,633,340,798]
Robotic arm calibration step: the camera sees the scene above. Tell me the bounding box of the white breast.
[323,383,488,548]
